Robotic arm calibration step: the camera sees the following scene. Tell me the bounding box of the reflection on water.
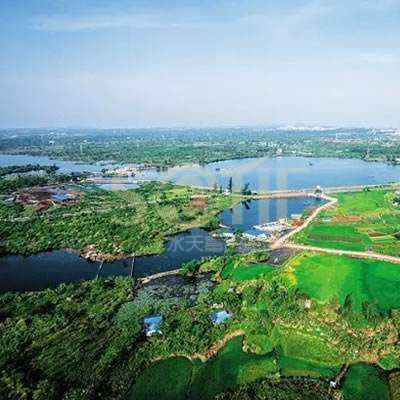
[0,229,225,293]
[220,197,321,232]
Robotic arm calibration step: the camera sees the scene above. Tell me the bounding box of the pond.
[220,196,321,232]
[96,183,140,191]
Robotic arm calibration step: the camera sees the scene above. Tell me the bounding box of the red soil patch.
[190,196,208,209]
[292,219,305,227]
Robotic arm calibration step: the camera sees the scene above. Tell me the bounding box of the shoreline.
[2,150,398,170]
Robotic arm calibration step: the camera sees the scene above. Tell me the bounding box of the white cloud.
[33,13,173,32]
[32,2,332,33]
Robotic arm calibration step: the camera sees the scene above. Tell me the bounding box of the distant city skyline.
[1,0,399,128]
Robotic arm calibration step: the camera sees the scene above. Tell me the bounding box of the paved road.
[282,243,400,264]
[270,194,338,250]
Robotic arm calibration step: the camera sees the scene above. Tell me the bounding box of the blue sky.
[1,0,399,128]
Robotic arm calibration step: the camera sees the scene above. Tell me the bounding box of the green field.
[128,337,278,400]
[127,357,192,400]
[270,325,342,374]
[278,353,339,379]
[342,364,390,400]
[231,264,276,281]
[300,224,372,251]
[296,189,400,256]
[291,253,400,313]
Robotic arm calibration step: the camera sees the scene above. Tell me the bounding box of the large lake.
[143,156,400,191]
[2,154,400,191]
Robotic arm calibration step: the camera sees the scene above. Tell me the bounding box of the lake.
[0,154,109,173]
[141,156,400,191]
[2,154,400,191]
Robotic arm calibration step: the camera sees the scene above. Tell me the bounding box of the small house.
[143,315,163,337]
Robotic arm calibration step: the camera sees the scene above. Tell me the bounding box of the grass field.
[289,253,400,313]
[189,336,277,399]
[271,326,342,373]
[128,337,277,400]
[342,364,390,400]
[278,353,339,379]
[231,264,276,281]
[127,357,192,400]
[296,189,400,256]
[301,224,372,251]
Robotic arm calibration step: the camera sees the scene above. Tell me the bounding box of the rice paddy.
[296,189,400,256]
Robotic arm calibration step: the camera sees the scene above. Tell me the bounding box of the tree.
[241,183,251,195]
[228,177,233,193]
[362,300,380,323]
[340,294,352,315]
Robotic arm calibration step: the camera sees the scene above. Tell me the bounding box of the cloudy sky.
[1,0,399,128]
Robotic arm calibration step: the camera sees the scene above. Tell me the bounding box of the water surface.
[0,229,224,293]
[141,156,400,191]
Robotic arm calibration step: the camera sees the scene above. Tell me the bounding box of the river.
[0,197,317,293]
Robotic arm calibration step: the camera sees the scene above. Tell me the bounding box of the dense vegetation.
[0,164,59,177]
[2,247,400,399]
[0,181,242,257]
[2,173,400,398]
[0,171,88,195]
[296,189,400,256]
[0,278,136,400]
[215,378,334,399]
[1,127,399,167]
